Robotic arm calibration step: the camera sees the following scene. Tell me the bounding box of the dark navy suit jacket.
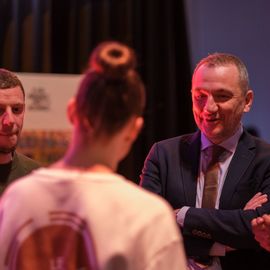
[140,130,270,270]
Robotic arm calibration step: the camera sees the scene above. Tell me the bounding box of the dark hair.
[0,68,25,97]
[193,53,250,94]
[75,41,145,136]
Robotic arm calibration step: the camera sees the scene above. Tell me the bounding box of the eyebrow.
[0,102,25,106]
[192,88,232,93]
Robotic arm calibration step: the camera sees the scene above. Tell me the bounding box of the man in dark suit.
[140,53,270,270]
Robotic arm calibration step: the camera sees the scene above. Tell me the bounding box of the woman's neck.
[51,140,118,173]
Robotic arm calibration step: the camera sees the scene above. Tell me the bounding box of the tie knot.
[205,145,226,165]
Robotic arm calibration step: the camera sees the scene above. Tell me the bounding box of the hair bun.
[89,41,136,79]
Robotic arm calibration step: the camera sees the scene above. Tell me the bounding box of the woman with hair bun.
[0,41,187,270]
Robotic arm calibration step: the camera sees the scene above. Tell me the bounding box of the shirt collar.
[201,124,243,153]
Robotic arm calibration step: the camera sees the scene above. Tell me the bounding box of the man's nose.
[2,109,15,127]
[204,96,218,113]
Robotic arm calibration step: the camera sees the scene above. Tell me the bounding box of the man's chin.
[202,128,223,142]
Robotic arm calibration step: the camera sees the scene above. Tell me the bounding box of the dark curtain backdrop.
[0,0,195,182]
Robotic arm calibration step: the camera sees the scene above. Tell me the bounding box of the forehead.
[0,86,25,104]
[192,64,240,91]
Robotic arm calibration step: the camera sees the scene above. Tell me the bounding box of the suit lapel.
[219,131,255,208]
[180,131,201,206]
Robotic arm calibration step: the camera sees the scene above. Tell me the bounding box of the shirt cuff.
[209,242,226,256]
[176,206,190,227]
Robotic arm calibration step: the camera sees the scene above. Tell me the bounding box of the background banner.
[16,73,82,165]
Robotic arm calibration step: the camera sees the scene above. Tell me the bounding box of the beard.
[0,131,20,154]
[0,137,18,154]
[0,145,17,154]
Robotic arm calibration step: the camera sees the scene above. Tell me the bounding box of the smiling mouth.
[204,118,220,124]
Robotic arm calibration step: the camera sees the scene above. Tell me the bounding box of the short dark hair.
[193,53,250,93]
[0,69,25,98]
[75,41,146,136]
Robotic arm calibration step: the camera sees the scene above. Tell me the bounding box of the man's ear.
[244,90,254,113]
[67,97,76,125]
